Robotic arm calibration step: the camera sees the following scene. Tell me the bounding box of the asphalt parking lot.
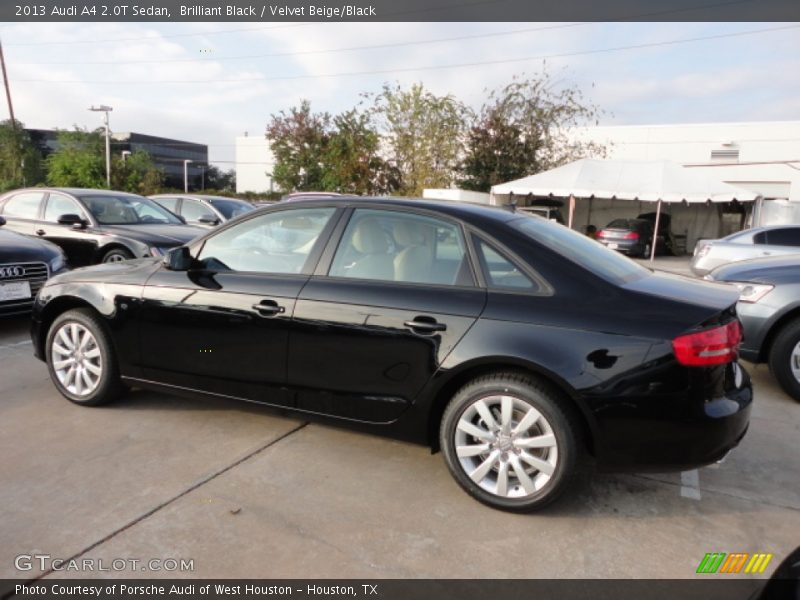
[2,258,799,583]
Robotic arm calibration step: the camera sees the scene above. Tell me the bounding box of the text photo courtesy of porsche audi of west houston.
[1,1,800,599]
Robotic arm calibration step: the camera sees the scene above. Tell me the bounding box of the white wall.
[422,189,491,204]
[235,135,275,194]
[571,121,800,200]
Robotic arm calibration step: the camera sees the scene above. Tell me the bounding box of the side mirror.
[163,246,193,271]
[198,214,220,225]
[57,214,87,229]
[0,216,6,227]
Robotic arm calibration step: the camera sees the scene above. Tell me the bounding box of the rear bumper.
[598,239,643,255]
[591,360,752,472]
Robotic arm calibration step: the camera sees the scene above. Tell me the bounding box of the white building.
[571,121,800,201]
[234,135,276,194]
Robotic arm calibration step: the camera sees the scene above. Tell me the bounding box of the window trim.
[467,231,554,297]
[190,205,345,277]
[315,205,479,290]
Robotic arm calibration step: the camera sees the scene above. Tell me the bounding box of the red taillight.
[597,230,607,238]
[672,320,742,366]
[623,232,640,240]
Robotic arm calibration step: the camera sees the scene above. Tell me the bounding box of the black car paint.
[0,221,68,315]
[31,198,751,471]
[0,188,204,267]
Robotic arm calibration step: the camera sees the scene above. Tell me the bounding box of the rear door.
[0,191,46,236]
[287,207,486,423]
[37,192,97,266]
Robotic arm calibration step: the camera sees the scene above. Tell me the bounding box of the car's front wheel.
[769,317,800,402]
[440,372,581,512]
[102,247,134,263]
[46,308,124,406]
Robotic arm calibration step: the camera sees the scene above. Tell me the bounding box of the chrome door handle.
[36,229,46,236]
[404,317,447,333]
[252,300,285,317]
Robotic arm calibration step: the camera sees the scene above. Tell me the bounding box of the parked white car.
[691,225,800,276]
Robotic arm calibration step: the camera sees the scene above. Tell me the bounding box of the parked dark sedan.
[149,194,255,228]
[31,197,751,511]
[0,216,68,316]
[707,255,800,402]
[0,188,204,266]
[596,218,654,257]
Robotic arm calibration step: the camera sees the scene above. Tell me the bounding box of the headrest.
[351,218,389,254]
[393,220,426,246]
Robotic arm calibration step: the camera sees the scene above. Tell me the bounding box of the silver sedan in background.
[691,225,800,276]
[707,254,800,402]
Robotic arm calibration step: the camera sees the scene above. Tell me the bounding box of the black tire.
[439,372,582,512]
[768,317,800,402]
[101,247,134,263]
[45,308,125,406]
[642,243,652,258]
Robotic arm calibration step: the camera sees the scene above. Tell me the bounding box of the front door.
[288,207,486,423]
[137,206,340,405]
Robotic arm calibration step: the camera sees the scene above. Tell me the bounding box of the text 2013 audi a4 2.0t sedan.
[31,197,752,511]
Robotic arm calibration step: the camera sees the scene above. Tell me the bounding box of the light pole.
[183,159,193,192]
[89,105,113,187]
[121,150,131,162]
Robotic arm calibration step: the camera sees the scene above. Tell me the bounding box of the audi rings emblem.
[0,265,25,279]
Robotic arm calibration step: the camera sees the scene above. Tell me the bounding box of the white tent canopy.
[491,159,760,261]
[491,158,759,203]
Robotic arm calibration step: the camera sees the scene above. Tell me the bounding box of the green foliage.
[459,70,607,192]
[266,101,399,195]
[371,83,470,196]
[0,119,44,191]
[112,150,165,195]
[203,165,236,192]
[45,128,107,188]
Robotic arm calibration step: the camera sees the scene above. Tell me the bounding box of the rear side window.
[753,232,768,245]
[511,215,649,284]
[329,208,472,286]
[474,238,538,292]
[2,192,45,219]
[767,228,800,247]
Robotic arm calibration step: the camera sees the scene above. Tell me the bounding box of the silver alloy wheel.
[454,394,558,498]
[104,253,127,263]
[791,342,800,383]
[51,322,103,397]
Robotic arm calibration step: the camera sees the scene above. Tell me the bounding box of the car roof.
[3,187,147,199]
[267,195,521,225]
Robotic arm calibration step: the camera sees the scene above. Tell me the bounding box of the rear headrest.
[351,218,389,254]
[393,221,426,246]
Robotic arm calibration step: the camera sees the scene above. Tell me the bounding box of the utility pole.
[0,39,17,130]
[89,105,113,188]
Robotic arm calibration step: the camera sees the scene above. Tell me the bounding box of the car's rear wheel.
[440,372,581,512]
[769,317,800,402]
[102,247,134,263]
[46,308,124,406]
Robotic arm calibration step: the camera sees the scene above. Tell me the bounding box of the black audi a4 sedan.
[0,216,68,316]
[31,197,752,511]
[0,188,204,266]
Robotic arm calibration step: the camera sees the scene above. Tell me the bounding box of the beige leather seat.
[347,218,395,280]
[394,220,434,283]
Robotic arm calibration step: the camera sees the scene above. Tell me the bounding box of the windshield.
[80,194,183,225]
[511,215,650,284]
[209,198,255,220]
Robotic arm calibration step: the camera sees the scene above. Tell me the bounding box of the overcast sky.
[1,21,798,168]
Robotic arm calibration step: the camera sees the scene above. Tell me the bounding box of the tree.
[321,109,399,195]
[459,70,607,192]
[266,100,331,192]
[371,83,470,196]
[0,119,44,191]
[266,101,399,195]
[203,165,236,192]
[46,128,107,188]
[111,150,165,195]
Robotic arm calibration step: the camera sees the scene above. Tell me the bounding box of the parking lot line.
[680,469,702,500]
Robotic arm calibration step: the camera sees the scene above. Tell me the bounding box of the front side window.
[80,194,183,225]
[153,197,179,212]
[197,208,335,274]
[182,199,214,222]
[329,209,472,286]
[44,193,83,222]
[209,198,254,220]
[474,238,537,291]
[2,192,45,219]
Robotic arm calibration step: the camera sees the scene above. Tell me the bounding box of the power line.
[13,22,595,66]
[12,24,799,85]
